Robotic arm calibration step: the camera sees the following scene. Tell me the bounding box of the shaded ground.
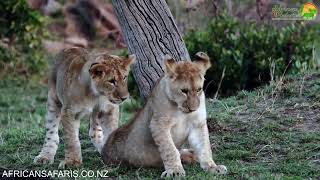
[0,71,319,179]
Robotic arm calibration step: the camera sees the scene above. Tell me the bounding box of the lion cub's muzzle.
[109,95,129,105]
[109,89,129,105]
[181,106,198,113]
[181,99,200,113]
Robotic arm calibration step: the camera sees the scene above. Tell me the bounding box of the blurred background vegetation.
[0,0,48,76]
[0,0,319,98]
[186,15,319,96]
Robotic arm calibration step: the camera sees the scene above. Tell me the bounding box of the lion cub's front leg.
[89,105,119,153]
[59,107,82,168]
[89,109,104,153]
[150,116,186,178]
[188,121,227,175]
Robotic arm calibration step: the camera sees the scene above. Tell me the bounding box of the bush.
[185,14,319,97]
[0,0,48,76]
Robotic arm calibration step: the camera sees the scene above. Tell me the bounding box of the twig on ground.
[256,109,270,121]
[214,99,230,111]
[256,144,272,157]
[135,167,143,179]
[270,60,292,108]
[269,58,275,83]
[204,79,214,95]
[299,74,306,96]
[15,147,24,163]
[214,66,226,100]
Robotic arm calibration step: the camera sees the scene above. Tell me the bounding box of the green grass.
[0,72,320,179]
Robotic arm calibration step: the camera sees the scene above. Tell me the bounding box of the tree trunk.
[112,0,190,101]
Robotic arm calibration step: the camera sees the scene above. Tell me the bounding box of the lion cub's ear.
[193,52,211,75]
[89,63,106,79]
[123,54,136,69]
[163,54,176,78]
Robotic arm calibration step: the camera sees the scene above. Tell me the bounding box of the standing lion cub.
[101,52,227,178]
[34,47,135,168]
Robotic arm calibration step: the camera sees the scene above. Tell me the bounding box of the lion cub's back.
[49,47,90,104]
[50,47,89,86]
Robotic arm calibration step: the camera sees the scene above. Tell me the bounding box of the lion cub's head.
[89,54,135,104]
[164,52,211,113]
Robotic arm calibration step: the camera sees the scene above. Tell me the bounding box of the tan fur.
[34,47,135,168]
[101,52,227,178]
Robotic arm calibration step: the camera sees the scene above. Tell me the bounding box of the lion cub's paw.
[208,165,227,175]
[180,149,197,164]
[34,155,54,165]
[58,159,82,169]
[161,166,186,178]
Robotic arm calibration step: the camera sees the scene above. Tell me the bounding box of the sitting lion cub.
[101,52,227,177]
[34,47,135,168]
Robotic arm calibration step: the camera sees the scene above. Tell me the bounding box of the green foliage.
[0,0,48,75]
[185,14,319,96]
[127,70,140,99]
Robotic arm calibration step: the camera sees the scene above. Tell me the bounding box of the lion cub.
[101,52,227,177]
[34,47,135,168]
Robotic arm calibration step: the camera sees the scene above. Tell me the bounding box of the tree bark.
[112,0,190,101]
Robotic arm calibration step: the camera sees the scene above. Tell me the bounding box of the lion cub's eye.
[109,79,116,85]
[123,75,128,80]
[181,89,189,94]
[197,88,202,92]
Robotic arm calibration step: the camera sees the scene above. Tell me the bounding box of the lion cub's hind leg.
[34,89,61,165]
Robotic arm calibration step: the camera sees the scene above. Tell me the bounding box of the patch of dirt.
[207,117,229,133]
[284,103,320,132]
